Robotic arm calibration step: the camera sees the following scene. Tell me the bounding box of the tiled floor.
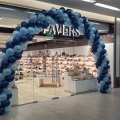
[2,88,120,120]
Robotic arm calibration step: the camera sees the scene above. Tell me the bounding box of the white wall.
[23,43,114,88]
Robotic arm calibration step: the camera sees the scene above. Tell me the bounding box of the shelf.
[15,80,25,84]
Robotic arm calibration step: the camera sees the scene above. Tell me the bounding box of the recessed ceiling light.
[94,3,120,11]
[81,0,96,3]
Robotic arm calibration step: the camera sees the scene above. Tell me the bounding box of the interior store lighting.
[94,3,120,11]
[0,17,2,20]
[81,0,96,3]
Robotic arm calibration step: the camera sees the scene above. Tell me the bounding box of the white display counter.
[64,71,97,93]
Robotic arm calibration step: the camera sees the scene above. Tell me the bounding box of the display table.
[10,88,18,106]
[37,75,62,87]
[64,71,97,93]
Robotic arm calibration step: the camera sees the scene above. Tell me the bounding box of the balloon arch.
[0,7,111,115]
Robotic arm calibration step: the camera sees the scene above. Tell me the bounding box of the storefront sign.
[44,25,80,37]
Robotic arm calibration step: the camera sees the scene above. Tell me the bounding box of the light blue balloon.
[25,41,28,45]
[98,66,104,72]
[30,14,37,21]
[13,31,21,38]
[103,77,109,82]
[74,12,80,20]
[0,53,8,60]
[28,27,35,35]
[6,48,15,57]
[56,9,63,17]
[97,47,103,52]
[105,72,111,77]
[95,52,100,57]
[24,19,29,23]
[97,84,100,92]
[0,73,5,82]
[3,68,11,76]
[3,87,12,94]
[101,62,107,67]
[78,18,83,24]
[8,36,13,42]
[89,34,95,39]
[88,41,93,46]
[106,88,111,93]
[20,27,27,35]
[98,36,102,42]
[97,70,100,75]
[9,63,18,70]
[5,105,11,112]
[45,16,52,23]
[49,18,57,26]
[61,13,68,20]
[102,57,108,63]
[0,94,7,101]
[34,26,41,34]
[98,41,104,47]
[20,43,27,50]
[14,45,22,53]
[51,7,57,14]
[38,13,45,21]
[8,81,14,88]
[90,27,96,34]
[64,18,71,27]
[100,81,105,87]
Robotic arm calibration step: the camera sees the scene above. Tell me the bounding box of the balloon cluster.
[0,7,111,115]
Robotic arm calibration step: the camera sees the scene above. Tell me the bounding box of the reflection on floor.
[16,77,71,105]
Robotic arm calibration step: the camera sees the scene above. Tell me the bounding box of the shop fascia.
[42,24,80,37]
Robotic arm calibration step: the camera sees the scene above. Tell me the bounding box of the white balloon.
[24,19,29,23]
[8,36,13,42]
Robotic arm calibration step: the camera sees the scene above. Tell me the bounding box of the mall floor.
[2,88,120,120]
[17,77,71,104]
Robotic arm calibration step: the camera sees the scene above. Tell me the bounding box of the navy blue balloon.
[20,50,23,54]
[8,56,16,63]
[11,70,15,75]
[99,73,104,79]
[101,49,106,55]
[0,66,3,73]
[104,85,109,89]
[94,34,100,41]
[100,88,106,94]
[1,100,10,107]
[60,7,65,12]
[103,69,108,74]
[65,9,72,17]
[42,22,49,29]
[97,77,101,83]
[6,42,14,48]
[100,55,105,59]
[94,41,99,45]
[41,10,47,16]
[1,60,9,68]
[0,88,3,94]
[102,45,105,49]
[106,81,111,85]
[82,17,87,23]
[106,60,109,65]
[96,62,101,68]
[2,48,7,53]
[54,14,61,21]
[92,45,97,50]
[0,107,5,115]
[1,81,9,88]
[48,10,55,17]
[7,93,12,100]
[14,52,22,60]
[13,37,20,45]
[15,27,21,31]
[21,21,28,28]
[104,65,110,69]
[91,49,96,54]
[20,35,28,43]
[28,20,36,27]
[57,18,64,25]
[84,22,90,29]
[70,15,76,22]
[94,29,98,35]
[27,34,34,41]
[36,20,43,27]
[85,28,91,33]
[72,21,78,29]
[5,75,14,82]
[97,59,102,64]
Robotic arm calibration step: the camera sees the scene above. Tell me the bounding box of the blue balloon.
[6,42,14,48]
[28,27,35,35]
[3,68,11,76]
[48,10,55,17]
[70,15,76,22]
[82,17,87,23]
[20,27,28,35]
[0,73,5,82]
[7,93,12,100]
[99,73,104,79]
[106,60,109,65]
[2,48,7,53]
[101,49,106,55]
[94,41,99,45]
[21,21,28,28]
[20,35,27,43]
[15,27,21,31]
[104,85,109,89]
[1,81,9,88]
[60,7,65,12]
[20,43,27,50]
[0,88,3,94]
[106,81,111,85]
[9,63,17,71]
[27,34,34,41]
[54,14,61,21]
[8,56,16,63]
[11,70,15,75]
[13,31,21,38]
[104,65,110,69]
[94,29,98,35]
[41,10,48,16]
[84,22,90,29]
[13,37,20,45]
[36,20,43,27]
[57,18,64,25]
[94,34,100,41]
[85,28,91,33]
[100,88,106,93]
[1,100,10,107]
[100,55,105,59]
[42,22,49,29]
[72,21,79,29]
[0,107,5,115]
[28,20,36,27]
[6,48,15,57]
[14,52,22,60]
[65,9,72,17]
[14,45,22,53]
[92,45,97,50]
[1,60,9,68]
[5,75,14,82]
[102,45,105,49]
[30,14,37,21]
[0,53,8,61]
[103,70,108,74]
[97,59,102,64]
[0,67,3,73]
